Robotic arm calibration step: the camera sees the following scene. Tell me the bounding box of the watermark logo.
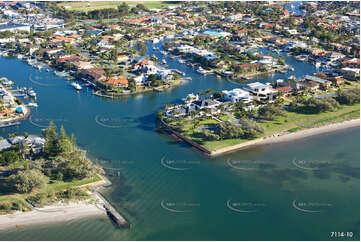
[29,73,57,87]
[161,200,200,213]
[160,155,200,171]
[226,159,263,171]
[226,200,267,213]
[292,200,333,213]
[292,158,331,171]
[29,115,68,128]
[94,115,136,128]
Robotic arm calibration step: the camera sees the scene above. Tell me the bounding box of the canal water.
[0,39,359,240]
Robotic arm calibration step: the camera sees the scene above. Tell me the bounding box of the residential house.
[80,68,106,82]
[244,82,277,102]
[304,75,332,89]
[222,88,253,103]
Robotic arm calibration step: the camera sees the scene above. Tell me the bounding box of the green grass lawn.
[58,1,179,12]
[0,174,101,214]
[170,103,360,152]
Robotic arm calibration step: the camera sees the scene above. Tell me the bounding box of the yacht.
[54,71,69,77]
[28,102,38,107]
[179,59,185,64]
[27,88,37,98]
[197,67,207,75]
[71,82,82,91]
[162,59,167,65]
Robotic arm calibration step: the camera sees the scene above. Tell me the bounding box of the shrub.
[9,169,49,193]
[336,89,360,105]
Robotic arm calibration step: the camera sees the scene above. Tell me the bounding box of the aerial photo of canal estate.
[0,0,359,241]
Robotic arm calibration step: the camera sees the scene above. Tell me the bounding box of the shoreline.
[0,175,129,231]
[0,200,106,231]
[210,119,360,156]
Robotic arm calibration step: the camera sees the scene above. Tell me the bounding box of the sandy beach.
[0,199,106,231]
[210,119,360,156]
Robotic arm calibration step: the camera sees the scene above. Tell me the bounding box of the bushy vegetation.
[9,169,49,193]
[294,97,341,114]
[0,199,31,215]
[202,119,264,141]
[336,88,360,105]
[258,104,286,120]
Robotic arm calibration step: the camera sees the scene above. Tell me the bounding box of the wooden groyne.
[93,176,130,228]
[97,192,130,228]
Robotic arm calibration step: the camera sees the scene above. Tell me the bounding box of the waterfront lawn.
[0,174,102,214]
[171,103,360,152]
[58,1,179,12]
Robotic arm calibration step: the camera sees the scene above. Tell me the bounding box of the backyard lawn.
[57,1,179,12]
[0,174,102,214]
[169,103,360,152]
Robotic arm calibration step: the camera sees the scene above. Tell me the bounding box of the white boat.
[71,82,82,91]
[197,67,206,75]
[17,54,23,59]
[315,62,321,69]
[27,88,36,98]
[162,59,167,64]
[289,75,296,80]
[153,38,160,44]
[28,102,38,107]
[179,59,185,64]
[54,71,69,77]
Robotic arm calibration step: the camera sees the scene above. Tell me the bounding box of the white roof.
[247,82,270,89]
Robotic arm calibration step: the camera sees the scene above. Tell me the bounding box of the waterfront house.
[133,75,147,86]
[106,76,129,88]
[222,88,253,103]
[244,82,277,102]
[191,99,221,111]
[339,68,360,81]
[275,86,293,96]
[72,61,94,70]
[80,68,106,82]
[304,75,332,90]
[0,139,11,152]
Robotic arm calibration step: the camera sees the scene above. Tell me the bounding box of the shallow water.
[0,37,358,240]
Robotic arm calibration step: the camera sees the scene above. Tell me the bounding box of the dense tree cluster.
[202,119,264,141]
[336,88,360,105]
[9,169,49,193]
[258,104,286,121]
[294,97,341,114]
[3,123,103,195]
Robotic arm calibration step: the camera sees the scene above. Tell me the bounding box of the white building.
[244,82,277,102]
[222,88,253,103]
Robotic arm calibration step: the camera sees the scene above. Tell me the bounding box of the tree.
[128,80,136,91]
[56,126,73,155]
[336,88,360,105]
[136,41,148,56]
[42,121,58,157]
[0,150,21,166]
[258,104,286,120]
[213,91,224,99]
[9,169,49,193]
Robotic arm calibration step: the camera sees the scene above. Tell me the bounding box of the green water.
[0,44,359,240]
